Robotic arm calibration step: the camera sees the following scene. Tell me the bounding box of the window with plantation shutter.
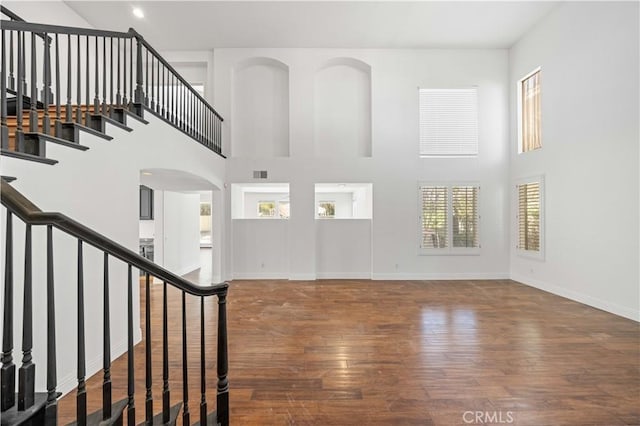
[419,183,480,253]
[420,186,448,249]
[518,182,540,251]
[452,186,479,248]
[419,88,478,157]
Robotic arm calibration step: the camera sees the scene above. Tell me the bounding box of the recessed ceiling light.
[132,7,144,19]
[142,171,152,176]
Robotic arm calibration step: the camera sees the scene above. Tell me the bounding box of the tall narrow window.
[520,70,541,152]
[517,181,541,252]
[420,186,449,249]
[419,88,478,157]
[452,186,479,248]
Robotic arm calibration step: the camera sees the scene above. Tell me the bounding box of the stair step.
[0,392,47,426]
[66,398,128,426]
[137,403,182,426]
[1,149,58,165]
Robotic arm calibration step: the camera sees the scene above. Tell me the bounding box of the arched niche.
[313,58,372,157]
[232,57,290,157]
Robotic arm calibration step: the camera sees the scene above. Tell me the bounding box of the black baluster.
[1,30,8,149]
[129,38,133,109]
[161,64,165,118]
[54,34,61,137]
[134,37,143,107]
[162,282,170,424]
[15,32,24,151]
[20,32,26,95]
[150,54,155,111]
[122,38,127,108]
[181,292,190,425]
[144,48,149,107]
[42,32,51,135]
[65,34,72,123]
[76,36,82,124]
[199,296,206,425]
[76,240,87,425]
[217,291,229,426]
[64,34,72,123]
[18,224,34,411]
[127,265,135,426]
[44,225,58,424]
[29,33,37,133]
[109,38,114,117]
[102,253,112,421]
[93,36,99,113]
[102,37,107,115]
[1,211,15,411]
[144,273,153,424]
[116,38,121,108]
[8,30,14,90]
[85,35,90,126]
[172,74,176,124]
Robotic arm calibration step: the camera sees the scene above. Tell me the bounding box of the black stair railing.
[0,18,224,156]
[0,179,230,426]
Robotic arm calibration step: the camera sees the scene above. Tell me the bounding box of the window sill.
[419,249,481,256]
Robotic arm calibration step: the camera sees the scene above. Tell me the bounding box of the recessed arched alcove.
[313,58,372,157]
[232,57,290,157]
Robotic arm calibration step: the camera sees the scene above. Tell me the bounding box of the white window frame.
[418,182,481,255]
[418,87,479,158]
[515,175,545,260]
[517,67,542,154]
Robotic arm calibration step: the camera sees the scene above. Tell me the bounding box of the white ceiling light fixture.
[132,7,144,19]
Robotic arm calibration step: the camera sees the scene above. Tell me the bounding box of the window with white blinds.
[517,182,541,252]
[419,184,480,253]
[419,88,478,157]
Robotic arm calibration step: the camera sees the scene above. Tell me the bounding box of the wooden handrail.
[0,180,228,297]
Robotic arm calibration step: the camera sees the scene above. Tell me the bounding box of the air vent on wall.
[253,170,268,179]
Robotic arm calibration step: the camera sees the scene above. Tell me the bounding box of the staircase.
[1,8,229,426]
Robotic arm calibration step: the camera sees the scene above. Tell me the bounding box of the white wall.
[314,60,372,157]
[1,109,226,395]
[232,219,289,279]
[163,191,201,275]
[232,59,290,157]
[316,219,372,278]
[217,48,510,280]
[509,2,640,321]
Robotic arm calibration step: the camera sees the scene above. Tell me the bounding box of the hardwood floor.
[58,279,639,425]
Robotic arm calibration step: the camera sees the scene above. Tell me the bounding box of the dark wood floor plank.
[57,279,639,425]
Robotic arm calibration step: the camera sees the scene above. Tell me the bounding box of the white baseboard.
[371,272,510,280]
[511,273,640,322]
[288,273,317,281]
[315,272,372,279]
[232,272,289,280]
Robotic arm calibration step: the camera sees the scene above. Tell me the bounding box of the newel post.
[216,287,230,426]
[132,30,144,117]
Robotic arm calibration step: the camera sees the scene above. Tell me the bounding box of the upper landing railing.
[0,14,224,156]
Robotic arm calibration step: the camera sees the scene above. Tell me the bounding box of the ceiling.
[64,1,560,50]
